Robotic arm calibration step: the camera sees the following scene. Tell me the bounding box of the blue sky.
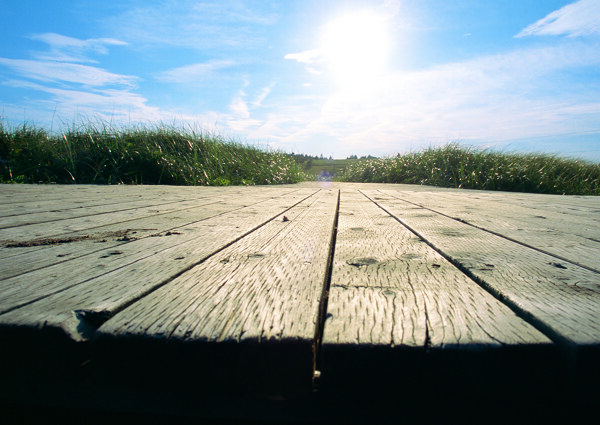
[1,0,599,161]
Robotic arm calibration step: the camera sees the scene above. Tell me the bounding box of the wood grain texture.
[0,185,300,223]
[92,189,338,397]
[0,196,214,229]
[362,189,600,399]
[0,188,302,280]
[382,189,600,272]
[1,183,599,410]
[0,186,324,406]
[362,190,600,343]
[0,189,316,319]
[0,190,284,241]
[321,189,555,399]
[325,190,549,346]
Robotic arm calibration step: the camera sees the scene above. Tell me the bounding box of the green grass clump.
[340,144,600,195]
[0,121,304,185]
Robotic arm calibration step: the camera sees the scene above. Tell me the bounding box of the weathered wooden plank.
[321,190,556,399]
[0,184,249,216]
[0,185,295,221]
[389,189,600,231]
[0,196,215,228]
[0,197,224,236]
[0,184,161,209]
[465,190,600,218]
[0,187,173,216]
[0,187,302,279]
[382,189,600,272]
[0,187,296,242]
[363,190,600,340]
[1,182,599,412]
[0,189,323,407]
[0,185,299,246]
[362,189,600,398]
[0,189,316,314]
[0,198,266,280]
[90,189,338,397]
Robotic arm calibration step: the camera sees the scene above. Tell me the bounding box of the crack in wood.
[2,229,138,248]
[313,189,340,386]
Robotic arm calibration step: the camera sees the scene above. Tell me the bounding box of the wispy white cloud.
[516,0,600,38]
[284,49,322,65]
[29,32,127,63]
[260,41,600,156]
[3,79,160,122]
[103,0,278,50]
[0,32,149,126]
[229,93,250,119]
[156,60,236,84]
[284,49,325,75]
[251,83,274,107]
[3,78,227,128]
[223,82,276,133]
[0,58,137,87]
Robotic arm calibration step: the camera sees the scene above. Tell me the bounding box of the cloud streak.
[516,0,600,38]
[0,58,137,87]
[29,32,127,63]
[156,60,236,84]
[264,41,600,156]
[0,32,149,126]
[103,0,278,50]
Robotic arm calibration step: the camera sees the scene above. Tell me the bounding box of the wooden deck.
[1,182,599,422]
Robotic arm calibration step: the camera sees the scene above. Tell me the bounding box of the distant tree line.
[288,152,379,171]
[346,155,378,160]
[289,153,322,163]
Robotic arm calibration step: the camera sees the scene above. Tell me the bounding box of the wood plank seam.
[87,189,338,397]
[1,196,248,242]
[159,190,332,343]
[312,189,340,384]
[0,190,303,280]
[422,298,432,352]
[0,197,226,230]
[0,190,320,326]
[380,190,600,275]
[361,190,575,349]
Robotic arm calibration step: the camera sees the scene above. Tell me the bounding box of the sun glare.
[321,10,390,86]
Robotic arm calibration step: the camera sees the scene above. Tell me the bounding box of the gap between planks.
[360,188,600,402]
[90,188,340,398]
[320,189,556,400]
[378,189,600,274]
[0,188,304,280]
[1,184,599,405]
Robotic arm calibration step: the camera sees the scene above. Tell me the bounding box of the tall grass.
[340,144,600,195]
[0,121,304,185]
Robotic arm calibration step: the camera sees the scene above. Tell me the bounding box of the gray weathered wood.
[325,189,551,346]
[362,190,600,343]
[382,189,600,272]
[0,188,295,241]
[1,182,599,412]
[321,189,555,398]
[0,189,317,314]
[0,185,299,222]
[0,188,302,280]
[91,188,338,396]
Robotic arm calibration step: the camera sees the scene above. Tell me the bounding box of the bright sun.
[321,10,390,86]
